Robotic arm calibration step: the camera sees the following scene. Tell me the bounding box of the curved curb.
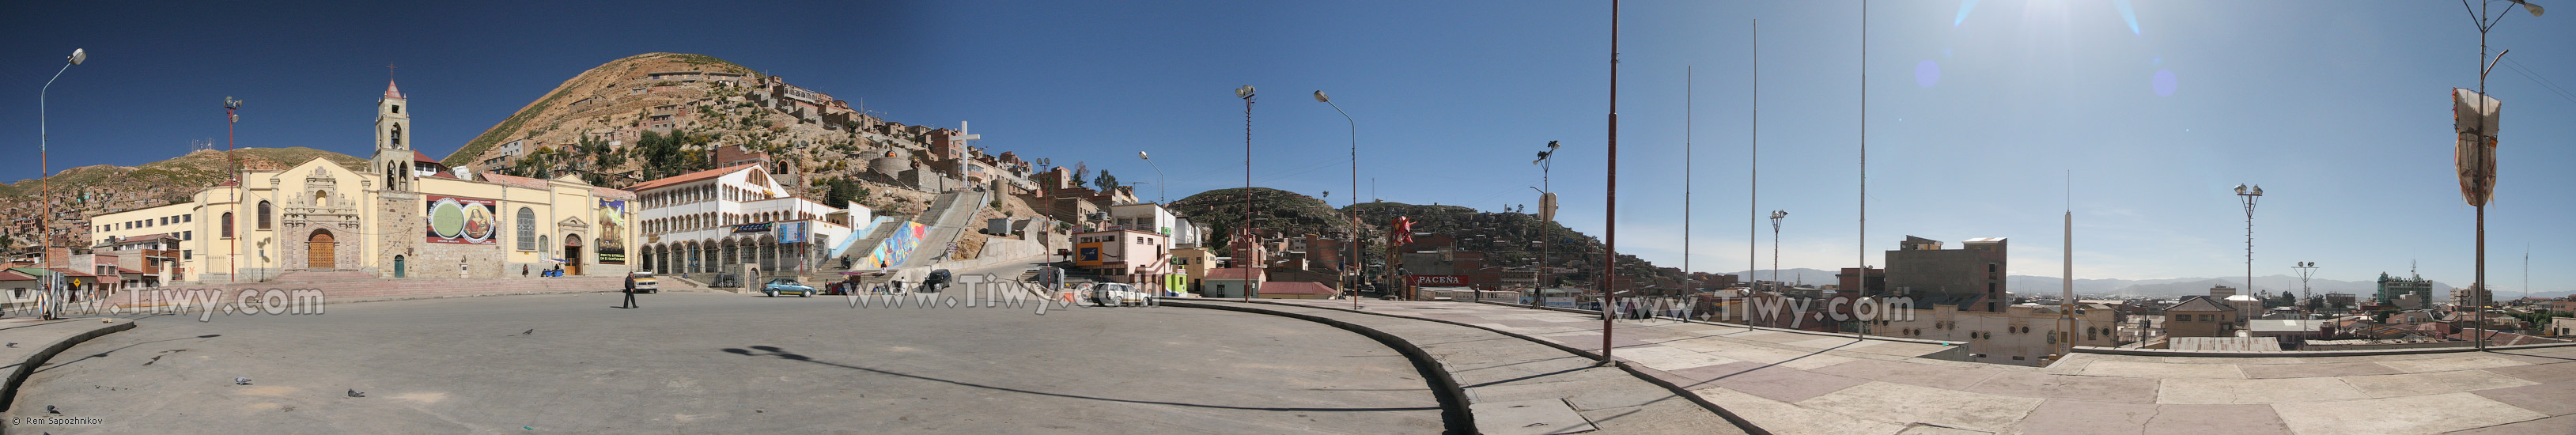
[1202,300,1773,435]
[0,319,136,422]
[1159,301,1476,434]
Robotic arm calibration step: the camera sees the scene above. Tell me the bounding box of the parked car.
[627,272,660,293]
[918,269,953,293]
[762,278,815,297]
[1088,283,1156,307]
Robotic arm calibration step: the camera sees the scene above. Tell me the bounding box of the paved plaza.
[5,292,1446,434]
[1239,299,2576,435]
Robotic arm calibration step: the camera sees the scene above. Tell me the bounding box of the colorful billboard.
[854,221,930,269]
[596,199,628,264]
[426,195,498,244]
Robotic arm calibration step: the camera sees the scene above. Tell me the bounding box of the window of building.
[221,213,235,238]
[184,214,191,222]
[257,201,274,229]
[516,207,538,252]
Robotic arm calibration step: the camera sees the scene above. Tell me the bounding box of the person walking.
[621,273,641,308]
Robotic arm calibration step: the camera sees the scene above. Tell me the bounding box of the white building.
[1879,302,2120,366]
[628,165,858,276]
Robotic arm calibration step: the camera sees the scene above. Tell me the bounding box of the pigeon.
[234,377,252,385]
[346,389,365,398]
[522,329,535,336]
[6,342,15,347]
[46,405,59,414]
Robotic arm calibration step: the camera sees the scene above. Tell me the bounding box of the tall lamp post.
[1236,85,1256,302]
[1534,141,1559,303]
[38,48,87,320]
[1136,152,1165,204]
[1600,0,1623,365]
[1314,90,1360,308]
[2294,262,2319,308]
[2458,0,2542,351]
[225,96,244,283]
[2234,184,2263,307]
[1769,210,1787,327]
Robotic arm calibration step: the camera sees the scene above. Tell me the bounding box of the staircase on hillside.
[897,190,988,268]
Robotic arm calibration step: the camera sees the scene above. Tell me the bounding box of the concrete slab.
[2081,360,2245,379]
[1896,424,1994,434]
[2007,399,2158,435]
[1693,387,1906,435]
[1963,372,2162,403]
[2340,370,2540,398]
[2375,355,2532,373]
[1470,399,1598,435]
[1809,358,2005,391]
[2469,382,2576,416]
[1798,381,2045,433]
[2442,413,2576,435]
[2139,403,2291,435]
[2272,392,2548,434]
[2483,361,2576,384]
[2237,361,2400,379]
[1668,361,1871,402]
[2153,376,2370,404]
[1613,345,1741,372]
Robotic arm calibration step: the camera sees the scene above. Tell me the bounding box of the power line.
[2499,57,2576,105]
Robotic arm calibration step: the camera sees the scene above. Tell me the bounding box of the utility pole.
[1237,85,1256,302]
[1600,0,1621,365]
[227,96,244,284]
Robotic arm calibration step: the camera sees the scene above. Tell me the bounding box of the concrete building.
[1203,267,1264,298]
[2376,272,2434,304]
[2249,320,2334,349]
[1071,229,1174,286]
[627,164,858,276]
[2550,317,2575,337]
[1883,236,2007,312]
[115,81,638,283]
[1879,302,2120,365]
[2163,296,2239,338]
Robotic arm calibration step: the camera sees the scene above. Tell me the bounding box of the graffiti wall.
[596,199,628,264]
[855,221,930,269]
[426,195,498,244]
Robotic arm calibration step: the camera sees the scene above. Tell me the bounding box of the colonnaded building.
[90,81,637,283]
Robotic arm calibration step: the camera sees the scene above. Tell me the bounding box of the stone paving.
[1255,299,2576,435]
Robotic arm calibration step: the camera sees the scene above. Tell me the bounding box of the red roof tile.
[384,79,404,99]
[1258,282,1336,295]
[413,149,438,163]
[1207,268,1263,281]
[624,164,762,192]
[0,270,34,281]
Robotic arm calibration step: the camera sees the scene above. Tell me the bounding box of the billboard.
[777,221,809,244]
[426,195,498,244]
[596,199,628,264]
[1406,274,1469,286]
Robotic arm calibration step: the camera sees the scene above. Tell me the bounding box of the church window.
[221,213,235,238]
[258,201,273,229]
[516,207,538,252]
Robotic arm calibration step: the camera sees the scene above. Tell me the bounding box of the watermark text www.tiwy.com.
[14,289,327,321]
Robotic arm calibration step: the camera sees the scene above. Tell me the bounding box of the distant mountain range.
[1719,268,2573,300]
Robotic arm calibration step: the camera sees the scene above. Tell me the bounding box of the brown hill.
[1,147,365,248]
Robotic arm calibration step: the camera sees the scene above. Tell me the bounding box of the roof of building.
[115,267,143,274]
[2166,296,2234,312]
[1260,282,1336,295]
[2167,336,2283,352]
[1206,268,1264,281]
[2249,320,2332,333]
[6,267,95,278]
[413,150,438,163]
[1962,237,2008,243]
[0,270,34,282]
[476,172,552,190]
[624,164,762,192]
[384,79,403,99]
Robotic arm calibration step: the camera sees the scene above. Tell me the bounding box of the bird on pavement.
[347,389,365,398]
[6,342,15,348]
[46,405,59,414]
[522,329,535,335]
[234,377,252,385]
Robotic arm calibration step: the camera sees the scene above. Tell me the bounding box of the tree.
[1094,170,1118,191]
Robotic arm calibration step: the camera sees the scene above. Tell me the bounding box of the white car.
[1088,283,1155,307]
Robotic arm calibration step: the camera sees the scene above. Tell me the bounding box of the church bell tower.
[372,80,418,191]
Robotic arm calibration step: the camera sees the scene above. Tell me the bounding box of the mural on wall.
[426,195,498,244]
[596,199,628,264]
[854,221,929,269]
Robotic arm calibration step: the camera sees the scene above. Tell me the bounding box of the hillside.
[1169,187,1356,249]
[0,147,365,248]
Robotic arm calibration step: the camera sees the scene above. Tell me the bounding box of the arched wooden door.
[308,230,337,270]
[563,234,584,276]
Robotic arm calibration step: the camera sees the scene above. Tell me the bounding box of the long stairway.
[898,190,989,268]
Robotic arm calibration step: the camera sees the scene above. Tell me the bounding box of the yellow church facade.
[96,81,637,283]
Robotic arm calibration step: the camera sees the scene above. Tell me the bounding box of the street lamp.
[2293,262,2319,309]
[2234,184,2262,306]
[2458,0,2542,351]
[1534,141,1559,301]
[1136,151,1165,204]
[1769,210,1787,295]
[37,48,85,320]
[1236,85,1255,302]
[1315,90,1360,308]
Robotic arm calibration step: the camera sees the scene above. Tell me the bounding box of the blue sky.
[6,1,2573,293]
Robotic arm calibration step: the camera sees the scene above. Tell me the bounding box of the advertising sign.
[732,222,772,233]
[426,195,499,244]
[777,221,809,244]
[1406,274,1469,286]
[596,199,627,264]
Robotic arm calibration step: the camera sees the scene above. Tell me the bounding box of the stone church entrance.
[308,230,337,270]
[563,234,584,276]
